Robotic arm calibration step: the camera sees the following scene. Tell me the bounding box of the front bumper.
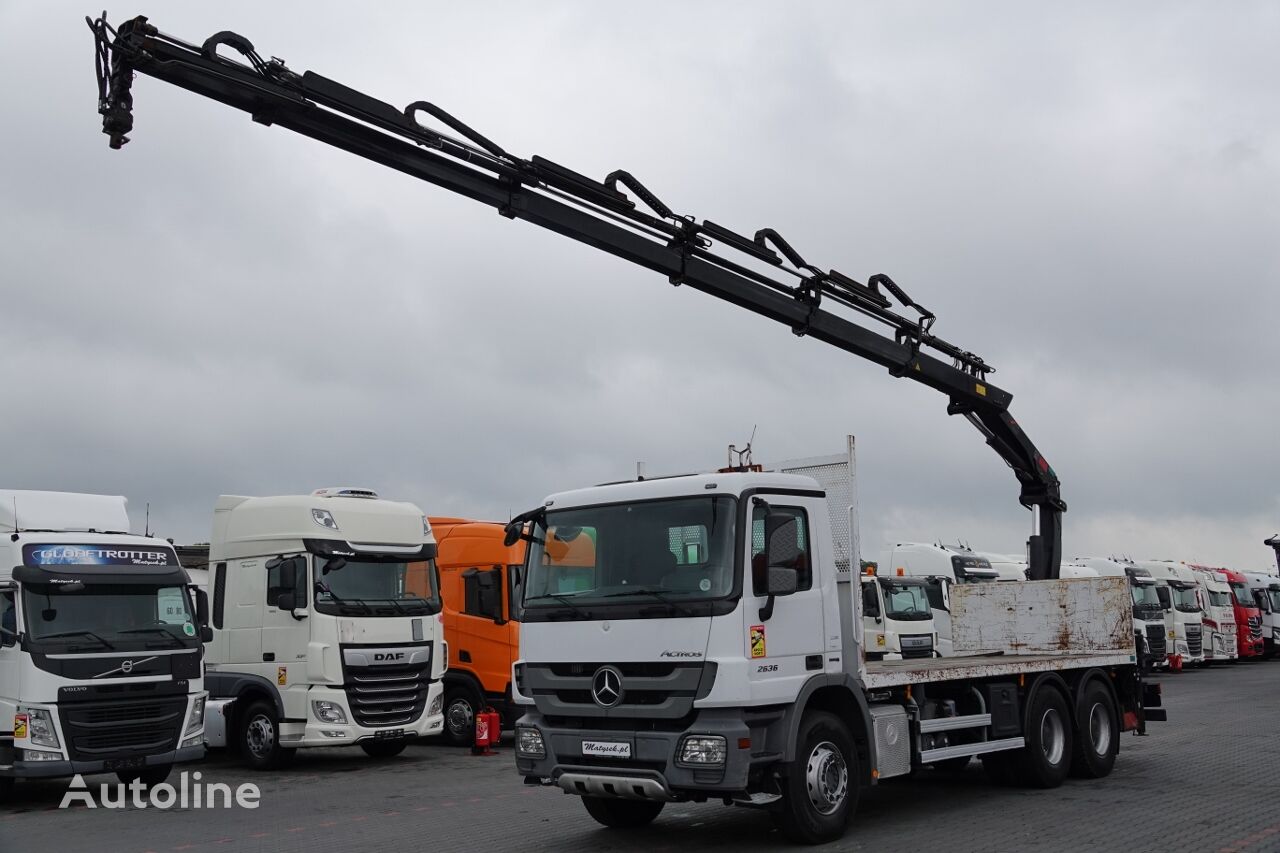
[279,683,444,748]
[514,708,754,799]
[5,743,205,780]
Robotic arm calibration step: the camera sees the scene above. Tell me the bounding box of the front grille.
[1145,624,1167,659]
[526,662,712,720]
[344,662,431,727]
[899,634,934,660]
[61,696,186,760]
[1185,625,1202,657]
[1249,616,1263,640]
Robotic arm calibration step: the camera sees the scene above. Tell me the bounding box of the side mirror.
[277,592,296,612]
[765,567,798,597]
[502,521,522,548]
[200,626,214,643]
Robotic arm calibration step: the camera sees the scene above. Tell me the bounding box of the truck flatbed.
[863,650,1136,689]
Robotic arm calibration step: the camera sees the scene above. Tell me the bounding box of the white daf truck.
[0,490,207,798]
[877,543,999,657]
[507,445,1159,844]
[1190,568,1238,663]
[858,573,938,661]
[1136,561,1205,668]
[1239,571,1280,659]
[199,488,446,769]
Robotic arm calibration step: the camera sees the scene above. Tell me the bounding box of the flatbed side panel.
[863,651,1136,689]
[951,577,1133,655]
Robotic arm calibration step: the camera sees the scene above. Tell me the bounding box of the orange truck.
[430,516,598,745]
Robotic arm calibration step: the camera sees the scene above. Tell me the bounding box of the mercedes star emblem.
[591,665,624,708]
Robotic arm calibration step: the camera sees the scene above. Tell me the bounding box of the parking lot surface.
[3,662,1279,853]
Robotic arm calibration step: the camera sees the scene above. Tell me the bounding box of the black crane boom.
[87,13,1066,578]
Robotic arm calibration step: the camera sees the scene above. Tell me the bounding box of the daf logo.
[374,652,405,662]
[591,666,624,708]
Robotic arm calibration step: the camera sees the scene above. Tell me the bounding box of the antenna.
[724,425,759,472]
[145,502,151,537]
[636,462,646,482]
[12,497,18,534]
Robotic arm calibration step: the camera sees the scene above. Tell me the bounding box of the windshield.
[1229,582,1253,608]
[523,497,736,616]
[1269,588,1280,612]
[880,581,932,621]
[1131,583,1161,608]
[1207,588,1231,608]
[1171,583,1200,613]
[313,556,440,617]
[21,582,198,650]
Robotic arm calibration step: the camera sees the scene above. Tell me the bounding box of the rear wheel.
[1070,680,1119,779]
[360,740,407,759]
[772,711,858,844]
[442,683,482,747]
[581,797,664,828]
[239,700,296,771]
[116,764,172,787]
[1014,685,1073,788]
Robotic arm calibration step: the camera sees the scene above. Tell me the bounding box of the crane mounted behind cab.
[87,13,1066,578]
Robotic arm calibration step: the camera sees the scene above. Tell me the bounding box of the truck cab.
[0,490,207,798]
[1135,561,1205,668]
[202,488,446,768]
[1189,568,1238,662]
[1238,571,1280,659]
[431,517,526,745]
[1075,558,1165,670]
[879,543,998,656]
[858,572,937,661]
[1202,567,1265,658]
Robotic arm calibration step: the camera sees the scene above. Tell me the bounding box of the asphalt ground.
[3,661,1279,853]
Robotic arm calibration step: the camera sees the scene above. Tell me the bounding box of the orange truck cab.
[432,518,526,746]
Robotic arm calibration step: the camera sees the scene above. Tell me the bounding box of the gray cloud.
[1,1,1276,571]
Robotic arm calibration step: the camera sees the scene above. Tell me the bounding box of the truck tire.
[1069,680,1118,779]
[116,764,173,787]
[442,682,482,747]
[1014,685,1073,788]
[360,740,407,759]
[239,699,296,771]
[581,796,665,828]
[772,711,858,845]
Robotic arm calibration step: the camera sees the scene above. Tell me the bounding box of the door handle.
[263,652,275,662]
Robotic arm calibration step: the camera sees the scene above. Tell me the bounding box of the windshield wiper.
[601,587,697,617]
[316,584,372,614]
[118,627,187,647]
[525,593,591,618]
[38,630,115,649]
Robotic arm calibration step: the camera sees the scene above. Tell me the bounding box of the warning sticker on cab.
[750,625,767,659]
[14,714,28,739]
[277,666,287,686]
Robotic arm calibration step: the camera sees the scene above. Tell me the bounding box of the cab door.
[261,556,310,700]
[744,496,826,703]
[927,578,953,656]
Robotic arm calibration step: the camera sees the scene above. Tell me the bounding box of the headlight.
[185,695,207,737]
[312,700,348,724]
[20,708,60,749]
[515,726,545,758]
[428,693,443,716]
[678,735,727,766]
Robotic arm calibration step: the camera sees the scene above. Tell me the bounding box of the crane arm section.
[88,14,1066,578]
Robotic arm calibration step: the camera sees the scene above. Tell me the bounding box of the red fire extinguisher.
[472,707,501,756]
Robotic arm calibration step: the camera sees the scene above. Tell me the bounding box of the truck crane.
[88,13,1067,579]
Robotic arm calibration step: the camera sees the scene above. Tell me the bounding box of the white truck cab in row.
[201,488,446,768]
[859,573,937,660]
[1239,571,1280,659]
[0,491,207,799]
[1190,568,1238,662]
[879,543,998,656]
[1135,561,1205,668]
[1072,558,1165,670]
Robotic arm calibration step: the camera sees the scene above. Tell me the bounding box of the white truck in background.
[975,551,1029,582]
[1189,568,1237,663]
[193,488,446,769]
[1136,561,1205,668]
[858,573,937,661]
[508,443,1160,844]
[878,543,999,656]
[1073,558,1165,671]
[1239,571,1280,659]
[0,490,208,798]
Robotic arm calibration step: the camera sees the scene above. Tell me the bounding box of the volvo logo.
[591,666,624,708]
[93,656,158,679]
[121,660,134,674]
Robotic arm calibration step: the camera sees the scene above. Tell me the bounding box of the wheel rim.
[804,740,848,816]
[1087,701,1112,757]
[246,714,275,759]
[1039,708,1065,766]
[446,698,475,738]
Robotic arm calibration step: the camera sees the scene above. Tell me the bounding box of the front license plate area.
[104,756,146,771]
[581,739,631,759]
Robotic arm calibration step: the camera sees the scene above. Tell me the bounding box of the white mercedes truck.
[507,445,1159,844]
[200,488,446,769]
[0,490,207,798]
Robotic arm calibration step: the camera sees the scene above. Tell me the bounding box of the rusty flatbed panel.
[862,650,1136,689]
[951,577,1133,654]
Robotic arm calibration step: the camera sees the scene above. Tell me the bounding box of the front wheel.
[772,711,858,844]
[441,683,481,747]
[1015,685,1073,788]
[360,740,407,759]
[116,764,172,787]
[581,796,664,828]
[239,700,296,771]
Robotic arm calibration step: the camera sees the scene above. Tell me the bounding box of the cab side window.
[0,592,16,646]
[750,505,813,596]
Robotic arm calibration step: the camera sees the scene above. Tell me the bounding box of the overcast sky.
[0,2,1276,571]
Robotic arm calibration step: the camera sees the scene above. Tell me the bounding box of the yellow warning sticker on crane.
[277,666,287,686]
[750,625,767,659]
